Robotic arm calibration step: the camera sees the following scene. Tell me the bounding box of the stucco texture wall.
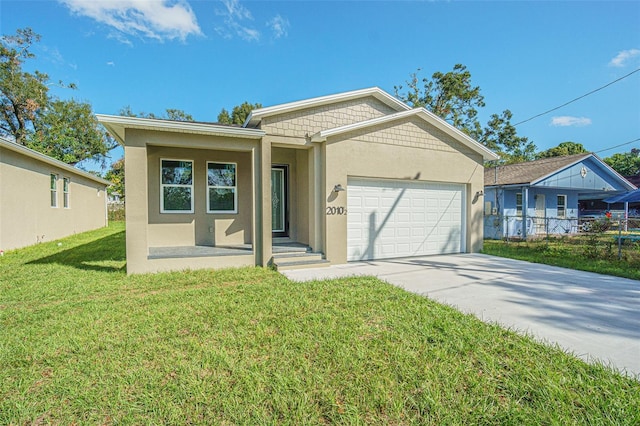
[0,147,107,251]
[321,117,485,264]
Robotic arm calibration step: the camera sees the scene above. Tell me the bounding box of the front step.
[272,251,330,271]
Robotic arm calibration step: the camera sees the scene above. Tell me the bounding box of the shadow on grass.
[28,231,126,273]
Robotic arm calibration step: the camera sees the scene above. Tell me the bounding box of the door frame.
[271,164,289,238]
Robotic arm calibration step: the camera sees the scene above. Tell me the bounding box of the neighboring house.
[484,153,636,239]
[0,137,110,251]
[98,87,498,274]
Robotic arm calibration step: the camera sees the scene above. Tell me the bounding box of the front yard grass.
[1,222,639,424]
[482,235,640,281]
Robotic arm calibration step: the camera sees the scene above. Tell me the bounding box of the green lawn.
[1,223,639,424]
[482,236,640,281]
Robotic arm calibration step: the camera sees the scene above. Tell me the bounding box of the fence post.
[618,217,623,260]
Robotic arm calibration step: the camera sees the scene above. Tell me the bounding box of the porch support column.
[256,138,272,266]
[522,186,529,239]
[124,141,149,274]
[308,143,323,252]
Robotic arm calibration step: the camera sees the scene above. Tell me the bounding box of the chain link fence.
[484,214,640,261]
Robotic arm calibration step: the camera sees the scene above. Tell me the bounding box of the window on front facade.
[557,195,567,219]
[50,174,58,208]
[161,159,193,213]
[515,193,523,216]
[207,162,237,213]
[63,177,70,208]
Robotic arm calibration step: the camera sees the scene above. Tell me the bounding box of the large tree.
[480,109,537,164]
[604,148,640,176]
[119,105,194,121]
[536,141,588,159]
[104,157,124,200]
[395,65,535,164]
[1,28,115,164]
[395,64,484,138]
[217,101,262,125]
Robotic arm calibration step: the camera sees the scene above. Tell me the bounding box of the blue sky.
[3,0,640,171]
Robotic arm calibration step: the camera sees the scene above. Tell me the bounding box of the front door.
[271,165,289,237]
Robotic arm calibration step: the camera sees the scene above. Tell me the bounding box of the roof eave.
[312,108,499,161]
[97,114,266,142]
[0,138,111,186]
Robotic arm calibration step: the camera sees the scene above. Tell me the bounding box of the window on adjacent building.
[63,177,70,208]
[515,193,523,216]
[161,159,193,213]
[207,162,237,213]
[557,194,567,219]
[50,174,58,208]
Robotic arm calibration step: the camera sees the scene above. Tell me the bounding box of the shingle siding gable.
[260,97,397,137]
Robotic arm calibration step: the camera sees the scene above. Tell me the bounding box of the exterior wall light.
[333,184,345,192]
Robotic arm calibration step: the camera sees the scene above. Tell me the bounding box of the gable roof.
[243,87,411,128]
[97,115,265,145]
[311,107,499,161]
[485,153,636,190]
[0,137,110,186]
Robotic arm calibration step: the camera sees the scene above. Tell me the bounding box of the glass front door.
[271,166,288,236]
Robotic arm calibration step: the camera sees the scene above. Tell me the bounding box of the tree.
[119,106,194,121]
[604,148,640,176]
[1,28,115,165]
[536,141,588,159]
[27,98,115,165]
[395,65,535,164]
[479,109,536,164]
[395,64,484,138]
[217,101,262,125]
[105,157,124,200]
[1,28,49,144]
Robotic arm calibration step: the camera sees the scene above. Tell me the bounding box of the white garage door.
[347,178,465,261]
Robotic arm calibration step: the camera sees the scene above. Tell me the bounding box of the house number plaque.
[326,206,347,215]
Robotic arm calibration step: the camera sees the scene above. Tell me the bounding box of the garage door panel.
[347,178,465,261]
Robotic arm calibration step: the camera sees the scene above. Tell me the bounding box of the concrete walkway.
[283,254,640,377]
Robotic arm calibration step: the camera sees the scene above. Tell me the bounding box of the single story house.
[484,153,636,239]
[0,137,110,251]
[98,87,498,274]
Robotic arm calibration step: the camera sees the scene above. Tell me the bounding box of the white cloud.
[609,49,640,67]
[267,15,289,39]
[550,116,592,127]
[106,61,115,66]
[215,0,260,41]
[59,0,202,43]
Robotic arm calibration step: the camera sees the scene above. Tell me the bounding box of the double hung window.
[557,195,567,219]
[207,162,237,213]
[50,174,58,208]
[161,159,194,213]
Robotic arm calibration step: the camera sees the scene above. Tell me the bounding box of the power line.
[514,68,640,126]
[594,137,640,154]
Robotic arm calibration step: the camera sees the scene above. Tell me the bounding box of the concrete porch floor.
[147,241,311,260]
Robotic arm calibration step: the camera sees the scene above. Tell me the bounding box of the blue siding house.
[484,153,636,239]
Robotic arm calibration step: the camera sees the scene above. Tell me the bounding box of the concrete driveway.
[283,254,640,377]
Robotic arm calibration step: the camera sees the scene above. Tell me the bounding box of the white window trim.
[63,177,70,208]
[160,158,194,214]
[207,161,238,214]
[557,194,567,219]
[50,173,58,208]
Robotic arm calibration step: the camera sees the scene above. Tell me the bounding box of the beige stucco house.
[98,87,497,274]
[0,137,110,251]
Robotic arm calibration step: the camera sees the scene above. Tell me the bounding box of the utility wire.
[594,137,640,154]
[514,68,640,126]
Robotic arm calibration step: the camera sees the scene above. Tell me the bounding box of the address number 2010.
[326,206,347,215]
